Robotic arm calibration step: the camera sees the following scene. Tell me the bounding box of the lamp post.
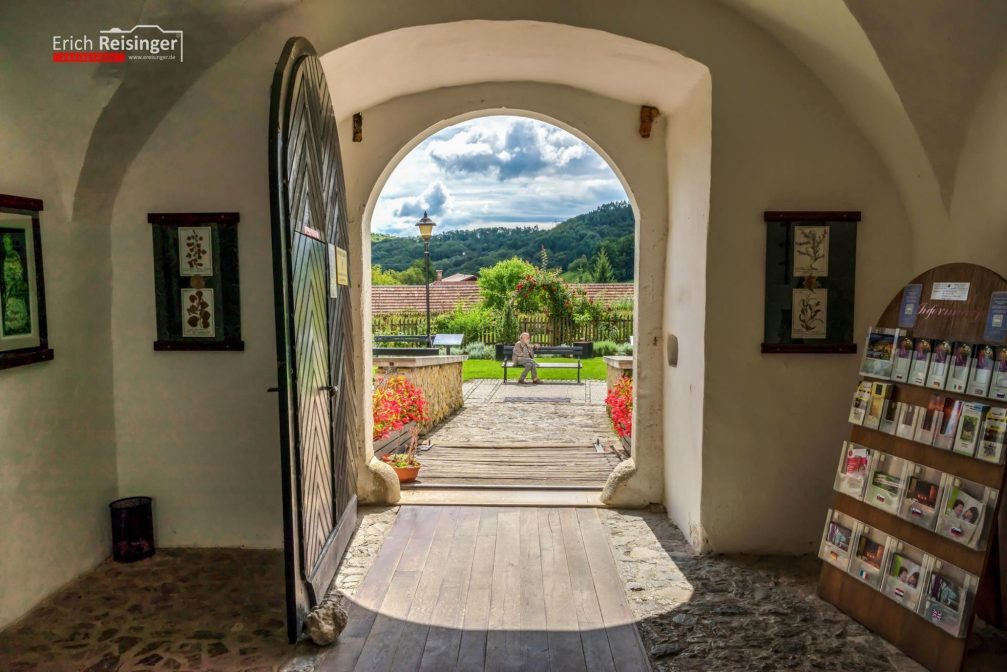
[415,211,436,345]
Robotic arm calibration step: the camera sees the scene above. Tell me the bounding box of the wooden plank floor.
[318,506,651,672]
[409,444,621,488]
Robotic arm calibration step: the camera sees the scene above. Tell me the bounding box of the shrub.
[496,299,520,344]
[605,376,633,438]
[616,342,633,355]
[593,340,619,356]
[463,342,494,360]
[433,303,495,344]
[372,375,429,440]
[478,257,537,309]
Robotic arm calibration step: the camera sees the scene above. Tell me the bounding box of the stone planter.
[373,421,416,457]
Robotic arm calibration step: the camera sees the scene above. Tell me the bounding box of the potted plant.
[380,425,423,482]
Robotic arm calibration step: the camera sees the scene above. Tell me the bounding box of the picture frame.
[149,212,243,351]
[0,194,53,371]
[761,211,860,353]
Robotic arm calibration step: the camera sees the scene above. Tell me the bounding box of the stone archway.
[323,57,710,512]
[360,108,642,500]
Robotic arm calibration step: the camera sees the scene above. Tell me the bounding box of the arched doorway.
[318,20,712,527]
[366,111,638,497]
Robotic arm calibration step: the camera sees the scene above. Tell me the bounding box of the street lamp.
[415,211,436,345]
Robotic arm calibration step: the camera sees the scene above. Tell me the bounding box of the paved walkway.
[317,506,651,672]
[432,380,616,446]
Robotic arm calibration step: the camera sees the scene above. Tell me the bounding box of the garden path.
[408,380,622,489]
[434,379,614,445]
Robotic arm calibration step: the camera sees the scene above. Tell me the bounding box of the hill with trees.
[371,201,634,283]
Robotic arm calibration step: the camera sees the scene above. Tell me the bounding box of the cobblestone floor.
[0,507,399,672]
[601,508,1007,672]
[433,379,616,445]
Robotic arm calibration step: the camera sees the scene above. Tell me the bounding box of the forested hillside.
[371,201,634,281]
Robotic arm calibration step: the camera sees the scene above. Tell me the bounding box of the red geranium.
[605,376,633,438]
[373,375,429,440]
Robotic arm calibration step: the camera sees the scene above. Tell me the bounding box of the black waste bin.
[109,497,155,563]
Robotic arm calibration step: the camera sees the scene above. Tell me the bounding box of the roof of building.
[371,282,634,314]
[440,273,478,282]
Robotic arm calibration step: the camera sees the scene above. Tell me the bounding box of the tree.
[371,265,401,285]
[370,260,428,285]
[592,247,616,283]
[477,257,537,309]
[562,255,592,283]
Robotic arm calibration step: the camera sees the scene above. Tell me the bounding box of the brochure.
[908,338,933,386]
[919,561,976,638]
[834,442,872,500]
[892,336,914,383]
[881,542,928,610]
[926,340,954,389]
[848,381,873,425]
[934,399,965,451]
[865,453,909,514]
[953,402,989,457]
[967,344,995,397]
[988,346,1007,401]
[945,342,973,393]
[899,464,945,530]
[977,406,1007,464]
[848,525,890,589]
[859,327,901,379]
[936,478,990,549]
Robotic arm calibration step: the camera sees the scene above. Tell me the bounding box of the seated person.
[512,332,540,384]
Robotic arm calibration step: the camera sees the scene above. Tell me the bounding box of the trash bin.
[109,497,155,563]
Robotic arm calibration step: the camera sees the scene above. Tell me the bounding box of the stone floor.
[433,380,616,445]
[0,507,399,672]
[601,508,1007,672]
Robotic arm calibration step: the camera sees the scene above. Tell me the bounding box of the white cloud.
[372,115,627,235]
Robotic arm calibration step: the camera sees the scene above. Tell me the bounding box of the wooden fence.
[372,313,633,346]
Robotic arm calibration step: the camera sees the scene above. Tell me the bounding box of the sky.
[372,116,628,236]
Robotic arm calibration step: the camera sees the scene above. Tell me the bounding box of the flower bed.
[605,375,632,438]
[372,374,429,440]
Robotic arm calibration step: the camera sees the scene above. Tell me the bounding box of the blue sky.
[372,116,628,236]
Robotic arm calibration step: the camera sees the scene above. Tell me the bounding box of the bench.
[374,335,432,347]
[500,345,584,384]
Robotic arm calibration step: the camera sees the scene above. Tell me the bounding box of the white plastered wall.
[0,2,125,628]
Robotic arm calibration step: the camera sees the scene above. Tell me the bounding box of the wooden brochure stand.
[818,263,1007,672]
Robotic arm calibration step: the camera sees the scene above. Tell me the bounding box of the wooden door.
[268,36,359,643]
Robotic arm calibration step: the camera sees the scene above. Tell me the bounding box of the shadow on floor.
[602,509,1007,672]
[0,548,317,672]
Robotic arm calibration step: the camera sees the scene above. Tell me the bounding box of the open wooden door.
[268,37,360,643]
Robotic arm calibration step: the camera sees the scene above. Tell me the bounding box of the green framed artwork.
[149,212,243,351]
[0,194,53,371]
[762,211,860,354]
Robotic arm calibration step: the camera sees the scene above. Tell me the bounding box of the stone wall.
[374,355,466,431]
[604,355,634,391]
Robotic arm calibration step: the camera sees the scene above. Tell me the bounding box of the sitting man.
[512,332,541,384]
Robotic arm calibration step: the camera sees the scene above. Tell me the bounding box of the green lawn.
[463,357,607,381]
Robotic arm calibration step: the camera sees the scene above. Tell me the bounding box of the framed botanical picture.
[0,194,53,370]
[149,212,243,351]
[762,211,859,353]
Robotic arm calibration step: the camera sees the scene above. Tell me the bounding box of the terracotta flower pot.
[380,455,421,483]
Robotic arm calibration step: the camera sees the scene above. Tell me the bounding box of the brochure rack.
[819,263,1007,672]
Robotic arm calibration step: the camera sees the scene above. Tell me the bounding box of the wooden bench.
[500,345,584,384]
[374,335,432,347]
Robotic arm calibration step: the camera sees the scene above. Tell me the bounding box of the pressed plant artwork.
[793,225,829,276]
[178,226,213,276]
[181,288,215,337]
[792,288,827,338]
[1,229,31,337]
